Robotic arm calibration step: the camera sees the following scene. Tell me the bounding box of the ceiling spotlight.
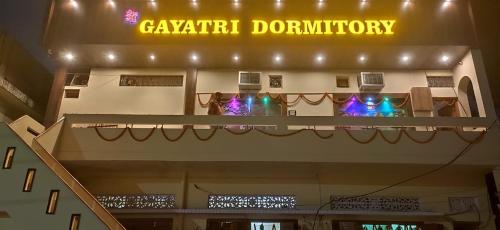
[232,54,240,62]
[150,0,157,8]
[107,53,116,61]
[274,54,283,63]
[149,54,156,61]
[190,0,199,9]
[69,0,79,8]
[63,52,75,61]
[315,54,325,63]
[190,53,199,62]
[441,55,450,63]
[358,55,367,63]
[402,0,411,8]
[442,0,452,9]
[400,54,412,64]
[107,0,116,7]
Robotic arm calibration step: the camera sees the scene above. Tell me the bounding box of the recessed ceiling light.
[190,53,199,62]
[107,53,116,61]
[401,54,411,63]
[63,52,75,61]
[274,54,283,63]
[69,0,79,9]
[402,0,411,9]
[442,0,452,9]
[315,54,325,63]
[358,55,367,63]
[149,0,157,8]
[232,54,240,62]
[440,54,450,63]
[107,0,116,8]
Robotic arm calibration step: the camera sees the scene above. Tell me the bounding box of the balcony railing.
[64,114,492,131]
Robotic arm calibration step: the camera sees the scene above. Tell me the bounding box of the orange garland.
[93,125,486,145]
[197,92,411,108]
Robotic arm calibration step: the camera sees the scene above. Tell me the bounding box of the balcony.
[42,114,499,167]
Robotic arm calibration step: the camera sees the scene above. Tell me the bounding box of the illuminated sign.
[138,19,396,36]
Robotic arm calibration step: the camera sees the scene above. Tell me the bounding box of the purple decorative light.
[124,8,140,25]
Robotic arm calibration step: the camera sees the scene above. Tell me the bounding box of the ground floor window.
[207,219,298,230]
[333,221,423,230]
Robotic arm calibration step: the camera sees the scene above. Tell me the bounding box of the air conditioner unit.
[357,72,385,91]
[238,71,262,90]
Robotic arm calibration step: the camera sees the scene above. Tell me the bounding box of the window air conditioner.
[238,71,262,90]
[357,72,385,91]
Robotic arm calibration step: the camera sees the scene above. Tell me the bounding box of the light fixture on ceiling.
[190,53,199,62]
[316,0,326,9]
[358,54,367,64]
[232,0,241,9]
[400,54,411,64]
[149,0,158,8]
[402,0,412,9]
[360,0,368,9]
[190,0,199,8]
[63,52,75,62]
[440,54,450,63]
[232,54,240,63]
[442,0,453,9]
[315,54,325,64]
[107,0,116,8]
[274,0,283,10]
[273,54,283,63]
[106,53,116,61]
[69,0,79,9]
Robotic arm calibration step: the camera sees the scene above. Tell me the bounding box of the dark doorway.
[117,218,173,230]
[458,76,480,117]
[453,221,480,230]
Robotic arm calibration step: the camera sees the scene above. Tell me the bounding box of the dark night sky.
[0,0,499,116]
[0,0,55,72]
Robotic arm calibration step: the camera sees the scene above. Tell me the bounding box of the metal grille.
[448,197,479,212]
[336,77,350,88]
[64,89,80,98]
[208,195,296,209]
[120,75,183,87]
[330,196,420,212]
[359,72,384,85]
[0,78,35,108]
[239,72,261,84]
[427,76,454,87]
[96,194,176,209]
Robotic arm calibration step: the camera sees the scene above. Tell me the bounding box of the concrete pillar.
[184,68,198,115]
[43,67,66,127]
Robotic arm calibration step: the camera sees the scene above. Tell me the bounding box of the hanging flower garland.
[197,92,412,108]
[93,125,486,145]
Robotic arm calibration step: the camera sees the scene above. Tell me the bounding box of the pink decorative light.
[124,9,140,25]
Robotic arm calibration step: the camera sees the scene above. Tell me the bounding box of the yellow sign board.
[139,19,396,35]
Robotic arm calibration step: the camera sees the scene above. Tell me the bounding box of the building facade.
[2,0,500,229]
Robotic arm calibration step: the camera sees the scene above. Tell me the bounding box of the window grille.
[120,75,183,87]
[208,195,296,209]
[96,194,176,209]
